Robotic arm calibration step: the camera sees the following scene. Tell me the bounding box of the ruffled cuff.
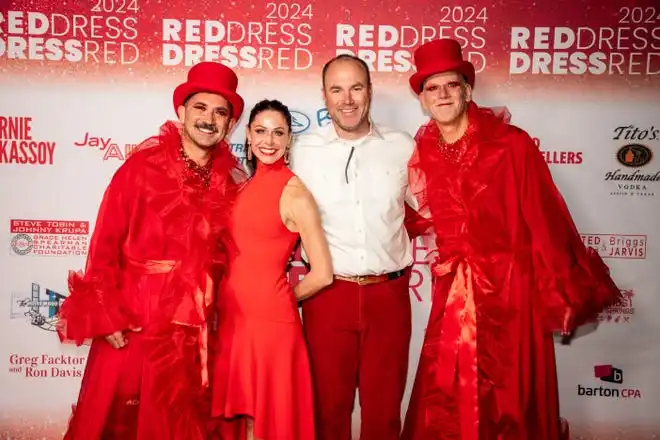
[56,270,131,345]
[537,247,622,333]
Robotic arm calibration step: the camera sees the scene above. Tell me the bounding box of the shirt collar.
[322,119,384,144]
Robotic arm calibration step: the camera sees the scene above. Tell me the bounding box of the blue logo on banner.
[316,108,331,127]
[291,111,311,134]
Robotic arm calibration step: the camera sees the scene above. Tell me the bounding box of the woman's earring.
[284,147,290,165]
[246,143,252,160]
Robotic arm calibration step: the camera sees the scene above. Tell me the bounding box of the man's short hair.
[321,54,372,90]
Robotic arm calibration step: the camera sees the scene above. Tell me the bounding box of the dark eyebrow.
[254,124,286,130]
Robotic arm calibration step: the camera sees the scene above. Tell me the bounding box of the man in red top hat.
[401,39,621,440]
[57,62,247,440]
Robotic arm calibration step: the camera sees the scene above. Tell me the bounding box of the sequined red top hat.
[173,62,245,120]
[409,39,476,94]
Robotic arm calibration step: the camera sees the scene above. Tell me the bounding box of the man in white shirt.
[290,54,417,440]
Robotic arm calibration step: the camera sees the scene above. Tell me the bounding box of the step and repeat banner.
[1,0,659,438]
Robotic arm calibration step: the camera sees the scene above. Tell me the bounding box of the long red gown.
[56,121,243,440]
[211,159,315,439]
[401,103,621,440]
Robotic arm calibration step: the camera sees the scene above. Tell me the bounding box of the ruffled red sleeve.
[404,132,436,244]
[57,165,134,345]
[518,134,622,332]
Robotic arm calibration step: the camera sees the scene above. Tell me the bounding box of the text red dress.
[211,159,315,439]
[402,103,621,440]
[57,121,242,440]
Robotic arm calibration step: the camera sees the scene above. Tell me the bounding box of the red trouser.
[301,270,412,440]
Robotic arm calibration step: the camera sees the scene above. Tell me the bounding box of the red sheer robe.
[402,103,621,440]
[56,121,244,440]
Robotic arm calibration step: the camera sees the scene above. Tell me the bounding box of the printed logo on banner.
[509,10,659,77]
[230,143,247,166]
[410,239,432,302]
[317,108,331,127]
[576,364,642,399]
[0,8,139,65]
[580,233,646,259]
[9,219,89,257]
[535,137,583,165]
[287,246,307,287]
[162,10,314,68]
[8,353,85,378]
[334,8,488,73]
[74,132,138,161]
[0,116,56,165]
[9,282,66,332]
[291,111,311,134]
[605,125,659,197]
[598,288,635,324]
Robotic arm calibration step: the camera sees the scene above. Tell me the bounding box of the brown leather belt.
[334,269,406,286]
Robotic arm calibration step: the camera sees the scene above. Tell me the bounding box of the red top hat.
[409,39,475,94]
[173,62,245,120]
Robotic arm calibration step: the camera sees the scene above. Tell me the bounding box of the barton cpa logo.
[10,282,67,332]
[577,364,642,399]
[605,125,658,197]
[290,111,311,134]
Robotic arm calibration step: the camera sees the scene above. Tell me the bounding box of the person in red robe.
[56,62,247,440]
[400,39,622,440]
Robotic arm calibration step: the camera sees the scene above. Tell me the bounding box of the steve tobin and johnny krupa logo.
[10,219,89,256]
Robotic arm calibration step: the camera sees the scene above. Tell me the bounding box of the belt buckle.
[356,275,368,286]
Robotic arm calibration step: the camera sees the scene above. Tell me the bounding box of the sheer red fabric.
[56,121,245,440]
[402,103,621,440]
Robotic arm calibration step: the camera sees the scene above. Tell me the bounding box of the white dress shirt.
[290,122,417,277]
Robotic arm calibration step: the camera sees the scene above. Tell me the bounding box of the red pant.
[301,270,412,440]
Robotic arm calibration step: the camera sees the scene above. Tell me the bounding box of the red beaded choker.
[179,145,214,188]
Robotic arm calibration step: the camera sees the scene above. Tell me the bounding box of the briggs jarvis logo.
[577,365,642,399]
[580,233,646,259]
[605,125,658,197]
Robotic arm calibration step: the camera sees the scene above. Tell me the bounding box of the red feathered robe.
[402,103,621,440]
[56,121,244,440]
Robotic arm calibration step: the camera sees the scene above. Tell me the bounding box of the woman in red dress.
[211,99,333,440]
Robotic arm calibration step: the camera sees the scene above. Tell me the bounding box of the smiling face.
[419,71,472,128]
[322,58,372,140]
[177,92,235,151]
[246,109,291,165]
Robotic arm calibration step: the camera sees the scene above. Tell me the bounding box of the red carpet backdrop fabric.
[1,0,659,438]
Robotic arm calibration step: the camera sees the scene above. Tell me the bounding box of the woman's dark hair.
[244,99,293,174]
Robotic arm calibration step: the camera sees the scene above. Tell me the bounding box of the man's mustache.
[195,122,218,133]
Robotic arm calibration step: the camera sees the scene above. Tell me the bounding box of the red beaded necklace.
[179,144,214,188]
[437,121,474,165]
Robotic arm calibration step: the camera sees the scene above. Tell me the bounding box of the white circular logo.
[11,234,33,255]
